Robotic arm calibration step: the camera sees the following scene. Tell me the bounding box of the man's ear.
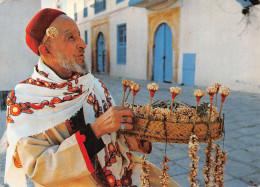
[38,44,52,57]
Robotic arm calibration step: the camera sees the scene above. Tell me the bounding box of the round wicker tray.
[120,117,224,144]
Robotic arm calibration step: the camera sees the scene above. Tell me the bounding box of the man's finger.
[114,109,134,118]
[120,116,133,124]
[110,106,127,111]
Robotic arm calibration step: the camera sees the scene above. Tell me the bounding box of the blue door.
[97,32,106,73]
[182,53,196,86]
[153,23,172,82]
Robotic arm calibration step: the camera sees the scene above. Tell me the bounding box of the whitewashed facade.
[40,0,260,94]
[179,1,260,94]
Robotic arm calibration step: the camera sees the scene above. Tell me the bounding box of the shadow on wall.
[236,0,260,15]
[0,91,9,139]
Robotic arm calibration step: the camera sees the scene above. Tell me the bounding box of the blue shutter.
[74,13,77,21]
[117,0,124,3]
[129,0,145,6]
[84,31,88,44]
[74,3,77,21]
[182,53,196,86]
[117,24,126,65]
[84,7,88,17]
[95,0,106,14]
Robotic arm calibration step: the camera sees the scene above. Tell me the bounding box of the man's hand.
[90,106,134,139]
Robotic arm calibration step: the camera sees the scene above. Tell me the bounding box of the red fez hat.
[25,8,66,56]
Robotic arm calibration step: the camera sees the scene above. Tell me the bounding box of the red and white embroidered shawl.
[5,59,136,187]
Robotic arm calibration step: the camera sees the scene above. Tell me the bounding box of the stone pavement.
[1,73,260,186]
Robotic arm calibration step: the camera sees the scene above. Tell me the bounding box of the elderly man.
[5,8,179,187]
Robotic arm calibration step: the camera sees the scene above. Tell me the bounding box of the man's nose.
[77,37,87,49]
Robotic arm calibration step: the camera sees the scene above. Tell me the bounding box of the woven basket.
[120,117,224,144]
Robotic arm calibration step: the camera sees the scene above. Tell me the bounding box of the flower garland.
[203,138,215,186]
[213,145,227,187]
[188,134,200,186]
[160,156,170,187]
[140,154,150,187]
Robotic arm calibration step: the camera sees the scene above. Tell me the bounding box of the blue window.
[129,0,145,6]
[74,3,77,21]
[95,0,106,14]
[182,53,196,86]
[0,91,10,111]
[84,31,88,44]
[74,13,77,21]
[117,24,126,65]
[117,0,124,3]
[84,7,88,17]
[84,0,88,17]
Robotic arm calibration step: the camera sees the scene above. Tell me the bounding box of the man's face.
[48,15,87,74]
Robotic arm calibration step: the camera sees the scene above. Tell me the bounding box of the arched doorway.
[96,32,106,73]
[153,23,173,82]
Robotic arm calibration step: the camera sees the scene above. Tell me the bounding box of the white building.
[0,0,40,111]
[0,0,255,99]
[42,0,260,94]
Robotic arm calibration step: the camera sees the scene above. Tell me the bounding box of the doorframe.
[147,7,180,82]
[91,17,110,74]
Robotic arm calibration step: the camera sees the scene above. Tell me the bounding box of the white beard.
[57,53,89,74]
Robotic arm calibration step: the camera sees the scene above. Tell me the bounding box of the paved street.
[1,73,260,186]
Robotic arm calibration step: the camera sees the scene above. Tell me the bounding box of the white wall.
[109,7,148,80]
[0,0,41,91]
[75,0,148,80]
[179,0,260,94]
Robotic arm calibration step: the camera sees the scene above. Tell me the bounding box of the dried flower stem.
[170,96,175,111]
[169,87,181,111]
[193,89,205,127]
[215,94,218,107]
[147,83,159,117]
[212,83,221,107]
[149,97,153,108]
[122,89,126,106]
[218,100,224,119]
[209,96,214,122]
[125,89,131,102]
[193,100,199,126]
[218,86,230,119]
[147,97,153,118]
[130,83,141,110]
[132,95,135,110]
